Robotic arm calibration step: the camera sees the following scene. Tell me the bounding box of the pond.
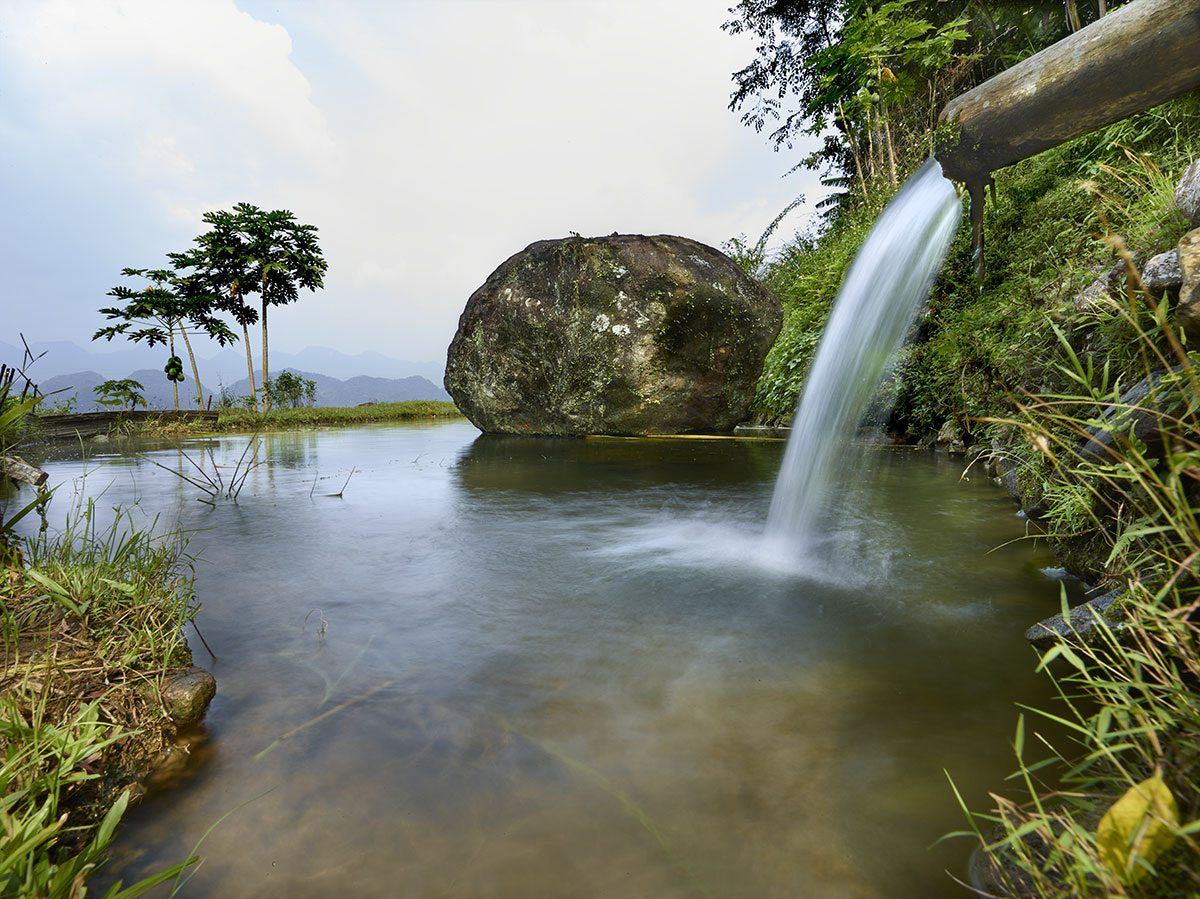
[20,420,1068,897]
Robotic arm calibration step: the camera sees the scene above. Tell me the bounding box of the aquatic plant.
[136,436,263,505]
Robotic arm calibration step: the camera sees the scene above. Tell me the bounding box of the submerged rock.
[444,234,782,436]
[1025,589,1124,650]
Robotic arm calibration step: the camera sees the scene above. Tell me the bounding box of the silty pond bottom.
[15,420,1073,898]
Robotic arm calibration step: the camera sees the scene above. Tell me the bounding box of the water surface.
[17,421,1066,898]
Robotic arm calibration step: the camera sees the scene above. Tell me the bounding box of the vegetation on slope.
[725,4,1200,894]
[751,96,1200,434]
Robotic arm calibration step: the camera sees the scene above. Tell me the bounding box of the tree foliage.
[263,370,317,409]
[724,0,1127,206]
[94,267,236,410]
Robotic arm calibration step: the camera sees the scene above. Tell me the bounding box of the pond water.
[18,420,1070,897]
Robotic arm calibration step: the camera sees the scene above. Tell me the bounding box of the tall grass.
[950,248,1200,896]
[1,493,201,897]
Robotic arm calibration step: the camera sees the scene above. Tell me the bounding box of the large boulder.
[444,234,782,436]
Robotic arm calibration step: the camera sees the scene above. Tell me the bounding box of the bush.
[94,378,147,413]
[263,370,316,409]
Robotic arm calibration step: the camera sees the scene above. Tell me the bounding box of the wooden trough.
[935,0,1200,276]
[34,410,220,442]
[937,0,1200,185]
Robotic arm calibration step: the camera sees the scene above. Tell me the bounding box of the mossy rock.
[444,234,782,435]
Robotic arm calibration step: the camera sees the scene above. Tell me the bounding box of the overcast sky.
[1,0,826,369]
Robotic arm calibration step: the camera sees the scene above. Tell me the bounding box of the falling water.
[765,158,962,552]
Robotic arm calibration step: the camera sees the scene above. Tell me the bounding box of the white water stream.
[765,158,963,554]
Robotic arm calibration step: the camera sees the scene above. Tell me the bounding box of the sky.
[1,0,827,370]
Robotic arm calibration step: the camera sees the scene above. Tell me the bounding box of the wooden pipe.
[936,0,1200,186]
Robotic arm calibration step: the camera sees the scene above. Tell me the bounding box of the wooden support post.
[967,179,987,284]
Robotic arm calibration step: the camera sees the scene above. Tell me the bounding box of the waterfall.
[765,158,962,554]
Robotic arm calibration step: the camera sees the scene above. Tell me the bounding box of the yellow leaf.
[1097,774,1180,883]
[880,66,896,82]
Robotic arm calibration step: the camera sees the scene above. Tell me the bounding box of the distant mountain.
[218,370,450,407]
[201,346,446,384]
[1,340,157,383]
[39,369,215,412]
[0,339,446,387]
[36,367,449,413]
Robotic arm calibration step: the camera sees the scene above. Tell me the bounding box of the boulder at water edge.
[444,234,782,435]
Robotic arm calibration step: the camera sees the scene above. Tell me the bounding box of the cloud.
[14,0,338,194]
[0,0,825,365]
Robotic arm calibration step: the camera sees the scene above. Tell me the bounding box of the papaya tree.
[173,204,326,412]
[94,268,236,410]
[94,378,147,413]
[170,243,261,410]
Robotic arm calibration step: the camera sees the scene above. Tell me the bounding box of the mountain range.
[1,340,451,412]
[0,339,446,384]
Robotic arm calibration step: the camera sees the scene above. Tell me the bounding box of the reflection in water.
[10,421,1063,898]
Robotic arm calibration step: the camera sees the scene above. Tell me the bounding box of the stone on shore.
[1176,227,1200,341]
[161,666,216,725]
[1025,589,1124,651]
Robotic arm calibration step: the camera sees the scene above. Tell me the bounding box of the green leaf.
[95,789,129,848]
[25,569,81,616]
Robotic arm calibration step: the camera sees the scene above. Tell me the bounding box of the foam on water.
[765,158,962,559]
